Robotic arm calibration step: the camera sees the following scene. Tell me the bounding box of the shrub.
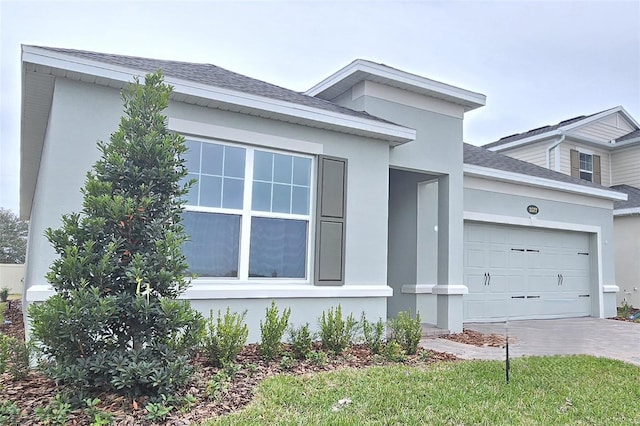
[318,305,358,354]
[204,308,249,367]
[35,394,71,426]
[7,338,30,381]
[260,301,291,360]
[306,350,328,367]
[0,400,20,425]
[388,310,422,355]
[28,71,200,399]
[361,313,386,354]
[280,355,295,371]
[382,340,406,362]
[288,323,314,359]
[0,288,9,303]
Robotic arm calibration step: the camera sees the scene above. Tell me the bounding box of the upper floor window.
[570,149,601,185]
[579,152,593,182]
[182,138,313,280]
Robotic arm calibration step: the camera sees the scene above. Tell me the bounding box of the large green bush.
[29,71,203,398]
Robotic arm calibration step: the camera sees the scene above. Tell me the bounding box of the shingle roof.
[611,185,640,210]
[35,46,393,124]
[464,143,613,190]
[617,129,640,142]
[482,114,595,149]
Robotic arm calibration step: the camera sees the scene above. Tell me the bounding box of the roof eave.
[463,163,628,202]
[614,207,640,216]
[305,59,486,112]
[22,46,416,145]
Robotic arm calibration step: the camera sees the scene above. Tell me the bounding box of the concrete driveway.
[421,317,640,366]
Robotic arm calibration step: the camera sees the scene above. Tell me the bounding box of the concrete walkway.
[420,318,640,366]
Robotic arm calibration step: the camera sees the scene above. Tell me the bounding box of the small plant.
[419,349,433,362]
[7,338,30,380]
[246,362,259,376]
[305,350,328,367]
[361,313,386,354]
[178,394,198,413]
[145,395,174,422]
[0,334,10,374]
[84,398,113,426]
[35,394,71,426]
[619,300,633,319]
[204,307,249,367]
[280,355,296,371]
[206,371,230,401]
[288,323,314,359]
[260,301,291,360]
[382,340,407,362]
[318,305,359,354]
[388,310,422,355]
[0,288,9,303]
[0,400,20,425]
[223,361,243,379]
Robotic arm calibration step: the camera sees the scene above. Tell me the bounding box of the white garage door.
[464,222,592,322]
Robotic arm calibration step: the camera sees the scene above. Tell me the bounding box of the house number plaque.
[527,205,539,215]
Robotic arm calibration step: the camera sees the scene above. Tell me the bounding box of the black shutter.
[314,156,347,286]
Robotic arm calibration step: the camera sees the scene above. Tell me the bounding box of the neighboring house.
[20,46,623,341]
[484,107,640,308]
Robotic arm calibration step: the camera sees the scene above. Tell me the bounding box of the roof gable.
[484,106,640,151]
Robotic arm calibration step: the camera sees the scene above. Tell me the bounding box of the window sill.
[25,283,393,302]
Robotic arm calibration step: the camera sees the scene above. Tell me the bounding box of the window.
[182,138,313,280]
[579,152,593,182]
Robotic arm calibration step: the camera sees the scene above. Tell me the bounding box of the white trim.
[22,46,416,144]
[305,59,486,111]
[25,283,394,301]
[487,130,562,152]
[463,164,627,201]
[169,118,324,155]
[614,207,640,216]
[603,285,619,293]
[401,284,435,294]
[432,284,468,295]
[463,211,605,317]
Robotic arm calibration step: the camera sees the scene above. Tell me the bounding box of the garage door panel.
[464,222,592,322]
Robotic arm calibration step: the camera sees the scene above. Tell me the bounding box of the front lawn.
[207,355,640,425]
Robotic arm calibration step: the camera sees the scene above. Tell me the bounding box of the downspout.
[546,131,565,170]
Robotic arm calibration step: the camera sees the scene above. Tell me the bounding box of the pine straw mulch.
[440,329,508,348]
[0,301,459,425]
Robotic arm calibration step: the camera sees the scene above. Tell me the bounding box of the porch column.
[432,174,467,332]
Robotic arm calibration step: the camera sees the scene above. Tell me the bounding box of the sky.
[1,0,639,215]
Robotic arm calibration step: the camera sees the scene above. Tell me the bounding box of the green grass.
[205,355,640,425]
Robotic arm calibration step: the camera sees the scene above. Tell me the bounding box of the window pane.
[199,175,222,207]
[183,173,200,205]
[579,153,592,171]
[580,171,593,182]
[292,157,311,186]
[249,217,307,278]
[252,181,272,212]
[184,140,201,172]
[272,184,291,213]
[254,151,273,181]
[292,186,309,215]
[273,154,293,184]
[183,211,240,277]
[224,146,245,178]
[222,177,244,209]
[201,143,224,176]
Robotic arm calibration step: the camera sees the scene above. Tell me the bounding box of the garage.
[464,222,592,322]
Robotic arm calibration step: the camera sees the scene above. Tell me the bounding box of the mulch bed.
[0,301,459,425]
[609,307,640,322]
[440,329,507,348]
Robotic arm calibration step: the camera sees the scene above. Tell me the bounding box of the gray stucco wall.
[24,77,392,341]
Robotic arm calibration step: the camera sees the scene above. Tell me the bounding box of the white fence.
[0,264,24,295]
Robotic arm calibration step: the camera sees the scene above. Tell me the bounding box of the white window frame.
[579,151,593,182]
[183,135,316,284]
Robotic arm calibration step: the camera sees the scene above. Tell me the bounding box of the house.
[20,46,624,341]
[484,108,640,308]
